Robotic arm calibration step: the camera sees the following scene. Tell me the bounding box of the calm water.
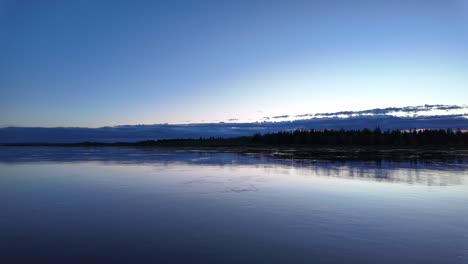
[1,147,467,264]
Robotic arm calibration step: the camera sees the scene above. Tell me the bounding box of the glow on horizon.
[1,1,467,127]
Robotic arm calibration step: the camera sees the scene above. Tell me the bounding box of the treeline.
[250,128,468,146]
[4,128,467,147]
[144,128,468,147]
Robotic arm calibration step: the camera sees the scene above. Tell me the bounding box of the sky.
[1,0,467,127]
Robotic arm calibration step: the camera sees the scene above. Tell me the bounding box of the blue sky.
[1,0,467,127]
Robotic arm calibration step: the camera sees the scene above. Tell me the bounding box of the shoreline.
[2,143,468,162]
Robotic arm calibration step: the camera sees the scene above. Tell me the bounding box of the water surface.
[1,147,467,263]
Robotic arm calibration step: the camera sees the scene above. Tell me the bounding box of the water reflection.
[0,147,466,186]
[1,147,467,264]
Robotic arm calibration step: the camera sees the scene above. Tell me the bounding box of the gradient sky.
[1,0,467,127]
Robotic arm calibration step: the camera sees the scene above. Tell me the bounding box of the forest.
[4,128,467,147]
[144,128,468,147]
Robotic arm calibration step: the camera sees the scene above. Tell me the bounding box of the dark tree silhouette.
[143,128,468,147]
[5,128,467,147]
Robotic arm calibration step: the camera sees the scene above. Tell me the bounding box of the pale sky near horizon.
[1,0,467,127]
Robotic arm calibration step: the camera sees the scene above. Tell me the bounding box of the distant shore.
[2,129,467,162]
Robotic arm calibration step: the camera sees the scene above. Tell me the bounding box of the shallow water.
[1,147,467,263]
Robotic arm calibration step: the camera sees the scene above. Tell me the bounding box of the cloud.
[1,105,467,143]
[271,115,290,119]
[314,104,467,117]
[295,114,312,117]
